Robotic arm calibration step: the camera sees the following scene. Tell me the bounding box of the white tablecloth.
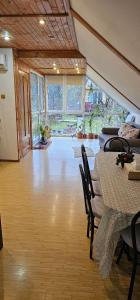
[94,151,140,278]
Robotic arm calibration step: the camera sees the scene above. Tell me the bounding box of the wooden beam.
[0,13,69,18]
[17,50,85,59]
[71,8,140,75]
[87,63,140,111]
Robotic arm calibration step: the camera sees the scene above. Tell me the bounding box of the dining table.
[93,151,140,278]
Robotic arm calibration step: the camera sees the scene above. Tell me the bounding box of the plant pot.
[94,134,98,139]
[77,132,83,139]
[82,133,87,139]
[87,133,94,139]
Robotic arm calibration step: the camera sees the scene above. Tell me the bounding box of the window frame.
[46,75,85,115]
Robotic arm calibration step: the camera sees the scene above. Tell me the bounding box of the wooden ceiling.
[18,57,86,75]
[0,0,86,74]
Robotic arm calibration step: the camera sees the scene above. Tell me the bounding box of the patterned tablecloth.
[94,151,140,278]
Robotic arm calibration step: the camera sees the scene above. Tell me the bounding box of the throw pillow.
[122,128,140,139]
[118,123,132,137]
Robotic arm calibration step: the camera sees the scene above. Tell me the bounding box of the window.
[47,76,63,112]
[30,73,45,143]
[66,76,83,113]
[39,76,45,112]
[46,75,84,114]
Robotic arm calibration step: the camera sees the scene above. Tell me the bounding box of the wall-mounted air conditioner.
[0,54,8,72]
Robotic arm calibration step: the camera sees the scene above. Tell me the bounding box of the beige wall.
[0,48,18,160]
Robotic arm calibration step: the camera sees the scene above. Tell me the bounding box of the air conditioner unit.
[0,54,8,72]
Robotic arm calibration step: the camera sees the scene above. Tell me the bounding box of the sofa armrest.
[102,127,119,135]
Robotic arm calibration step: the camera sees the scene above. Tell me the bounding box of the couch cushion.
[118,123,132,137]
[123,128,140,139]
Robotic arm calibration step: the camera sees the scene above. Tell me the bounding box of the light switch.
[0,94,6,100]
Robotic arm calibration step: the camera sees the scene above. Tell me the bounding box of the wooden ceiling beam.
[17,50,85,59]
[71,8,140,75]
[0,13,68,18]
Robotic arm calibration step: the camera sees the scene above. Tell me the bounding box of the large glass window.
[46,75,84,114]
[66,76,83,113]
[47,76,63,112]
[30,73,45,143]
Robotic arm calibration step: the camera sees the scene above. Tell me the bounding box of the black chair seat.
[121,223,140,252]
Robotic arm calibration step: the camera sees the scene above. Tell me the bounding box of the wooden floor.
[0,137,140,300]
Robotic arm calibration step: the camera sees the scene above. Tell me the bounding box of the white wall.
[0,48,18,160]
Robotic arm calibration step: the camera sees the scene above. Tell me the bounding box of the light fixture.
[53,66,57,70]
[75,63,78,67]
[57,69,60,74]
[39,19,45,25]
[53,62,56,67]
[77,68,80,74]
[2,31,11,41]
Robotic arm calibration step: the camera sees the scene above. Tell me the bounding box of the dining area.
[79,138,140,300]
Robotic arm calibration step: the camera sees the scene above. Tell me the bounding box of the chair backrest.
[104,136,130,152]
[79,164,93,218]
[81,145,95,198]
[131,211,140,254]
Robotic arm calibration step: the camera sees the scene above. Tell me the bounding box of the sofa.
[99,122,140,152]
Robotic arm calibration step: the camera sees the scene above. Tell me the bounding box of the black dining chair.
[116,211,140,300]
[103,136,130,152]
[79,164,104,259]
[81,144,100,181]
[81,145,102,197]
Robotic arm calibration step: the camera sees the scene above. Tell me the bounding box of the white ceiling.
[87,65,140,114]
[71,0,140,68]
[71,0,140,112]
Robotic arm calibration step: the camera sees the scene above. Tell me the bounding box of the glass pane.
[66,85,82,112]
[30,73,38,112]
[39,77,45,112]
[48,84,63,111]
[32,113,39,141]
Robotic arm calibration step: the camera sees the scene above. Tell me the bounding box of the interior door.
[18,71,31,158]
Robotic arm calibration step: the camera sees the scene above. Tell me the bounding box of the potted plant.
[76,124,83,139]
[87,114,94,139]
[39,125,48,144]
[76,118,85,139]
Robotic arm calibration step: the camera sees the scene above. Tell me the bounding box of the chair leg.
[125,244,132,261]
[90,217,94,259]
[87,215,90,238]
[128,259,137,300]
[116,241,125,264]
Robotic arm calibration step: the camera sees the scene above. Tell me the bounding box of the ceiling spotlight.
[75,63,78,67]
[39,19,45,25]
[2,31,11,41]
[53,66,57,70]
[53,62,56,67]
[4,35,10,41]
[57,69,60,74]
